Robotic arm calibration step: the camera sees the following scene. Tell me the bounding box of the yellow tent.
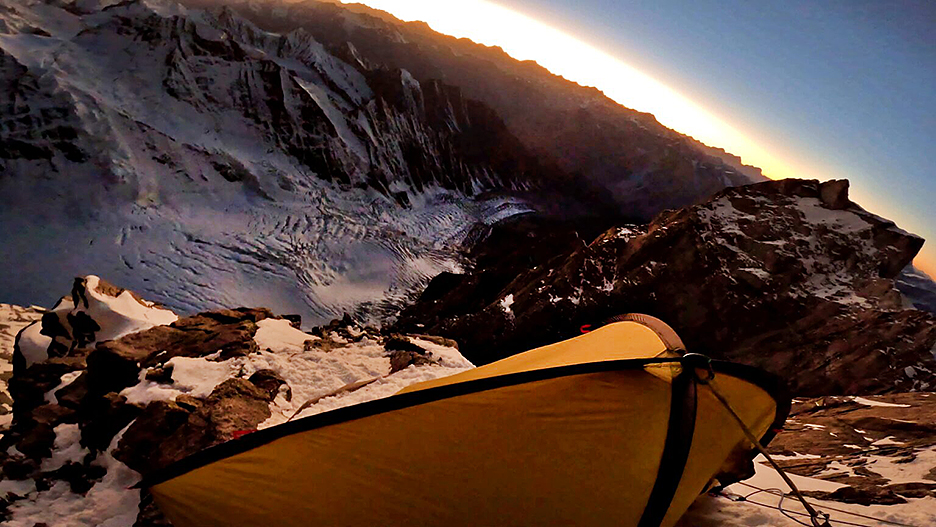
[146,314,789,527]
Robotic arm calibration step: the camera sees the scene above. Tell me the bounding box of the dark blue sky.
[499,0,935,272]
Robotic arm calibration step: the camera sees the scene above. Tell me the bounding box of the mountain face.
[0,0,763,323]
[898,265,936,314]
[394,179,936,396]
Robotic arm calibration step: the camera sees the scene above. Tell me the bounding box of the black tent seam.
[636,369,698,527]
[140,357,788,489]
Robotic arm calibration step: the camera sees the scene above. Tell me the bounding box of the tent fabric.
[146,316,789,527]
[398,317,682,394]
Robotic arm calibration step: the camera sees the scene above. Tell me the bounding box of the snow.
[4,424,141,527]
[678,453,936,526]
[499,294,514,317]
[121,356,242,404]
[253,318,317,352]
[118,319,474,432]
[40,424,88,472]
[795,197,872,235]
[868,446,936,485]
[255,332,472,428]
[748,454,845,493]
[851,396,911,408]
[81,276,179,341]
[16,275,178,367]
[768,452,821,461]
[14,322,54,370]
[0,0,533,326]
[44,371,82,404]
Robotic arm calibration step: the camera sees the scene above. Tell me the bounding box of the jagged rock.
[114,400,193,475]
[409,334,459,349]
[281,314,302,329]
[1,274,472,525]
[302,337,346,353]
[384,336,426,354]
[80,393,142,452]
[47,461,106,494]
[87,307,269,394]
[248,369,291,402]
[395,179,936,395]
[134,490,173,527]
[2,454,37,480]
[144,366,173,384]
[174,394,203,412]
[762,392,936,505]
[887,482,936,499]
[818,179,851,210]
[806,486,907,506]
[116,378,272,477]
[388,350,433,374]
[54,372,89,409]
[199,378,272,438]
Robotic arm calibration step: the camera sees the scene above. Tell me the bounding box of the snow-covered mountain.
[0,0,763,324]
[898,265,936,314]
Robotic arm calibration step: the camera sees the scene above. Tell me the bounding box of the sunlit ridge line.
[340,0,814,180]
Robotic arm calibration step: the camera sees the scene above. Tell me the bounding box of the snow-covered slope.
[0,0,766,324]
[0,0,532,323]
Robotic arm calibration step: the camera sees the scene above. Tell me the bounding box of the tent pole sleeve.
[637,368,697,527]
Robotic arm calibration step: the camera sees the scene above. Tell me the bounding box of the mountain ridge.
[0,0,769,324]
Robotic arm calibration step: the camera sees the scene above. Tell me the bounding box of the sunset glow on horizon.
[342,0,935,276]
[345,0,804,180]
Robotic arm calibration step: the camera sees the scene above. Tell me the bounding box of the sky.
[343,0,935,275]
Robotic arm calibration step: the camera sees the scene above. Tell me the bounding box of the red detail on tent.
[580,324,592,333]
[232,430,255,440]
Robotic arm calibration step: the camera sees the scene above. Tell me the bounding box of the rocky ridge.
[395,179,936,396]
[188,0,767,215]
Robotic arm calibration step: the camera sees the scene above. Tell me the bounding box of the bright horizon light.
[340,0,935,276]
[342,0,808,181]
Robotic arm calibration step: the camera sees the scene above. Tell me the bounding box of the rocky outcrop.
[0,303,43,431]
[768,392,936,505]
[395,179,936,395]
[14,276,178,370]
[0,277,472,526]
